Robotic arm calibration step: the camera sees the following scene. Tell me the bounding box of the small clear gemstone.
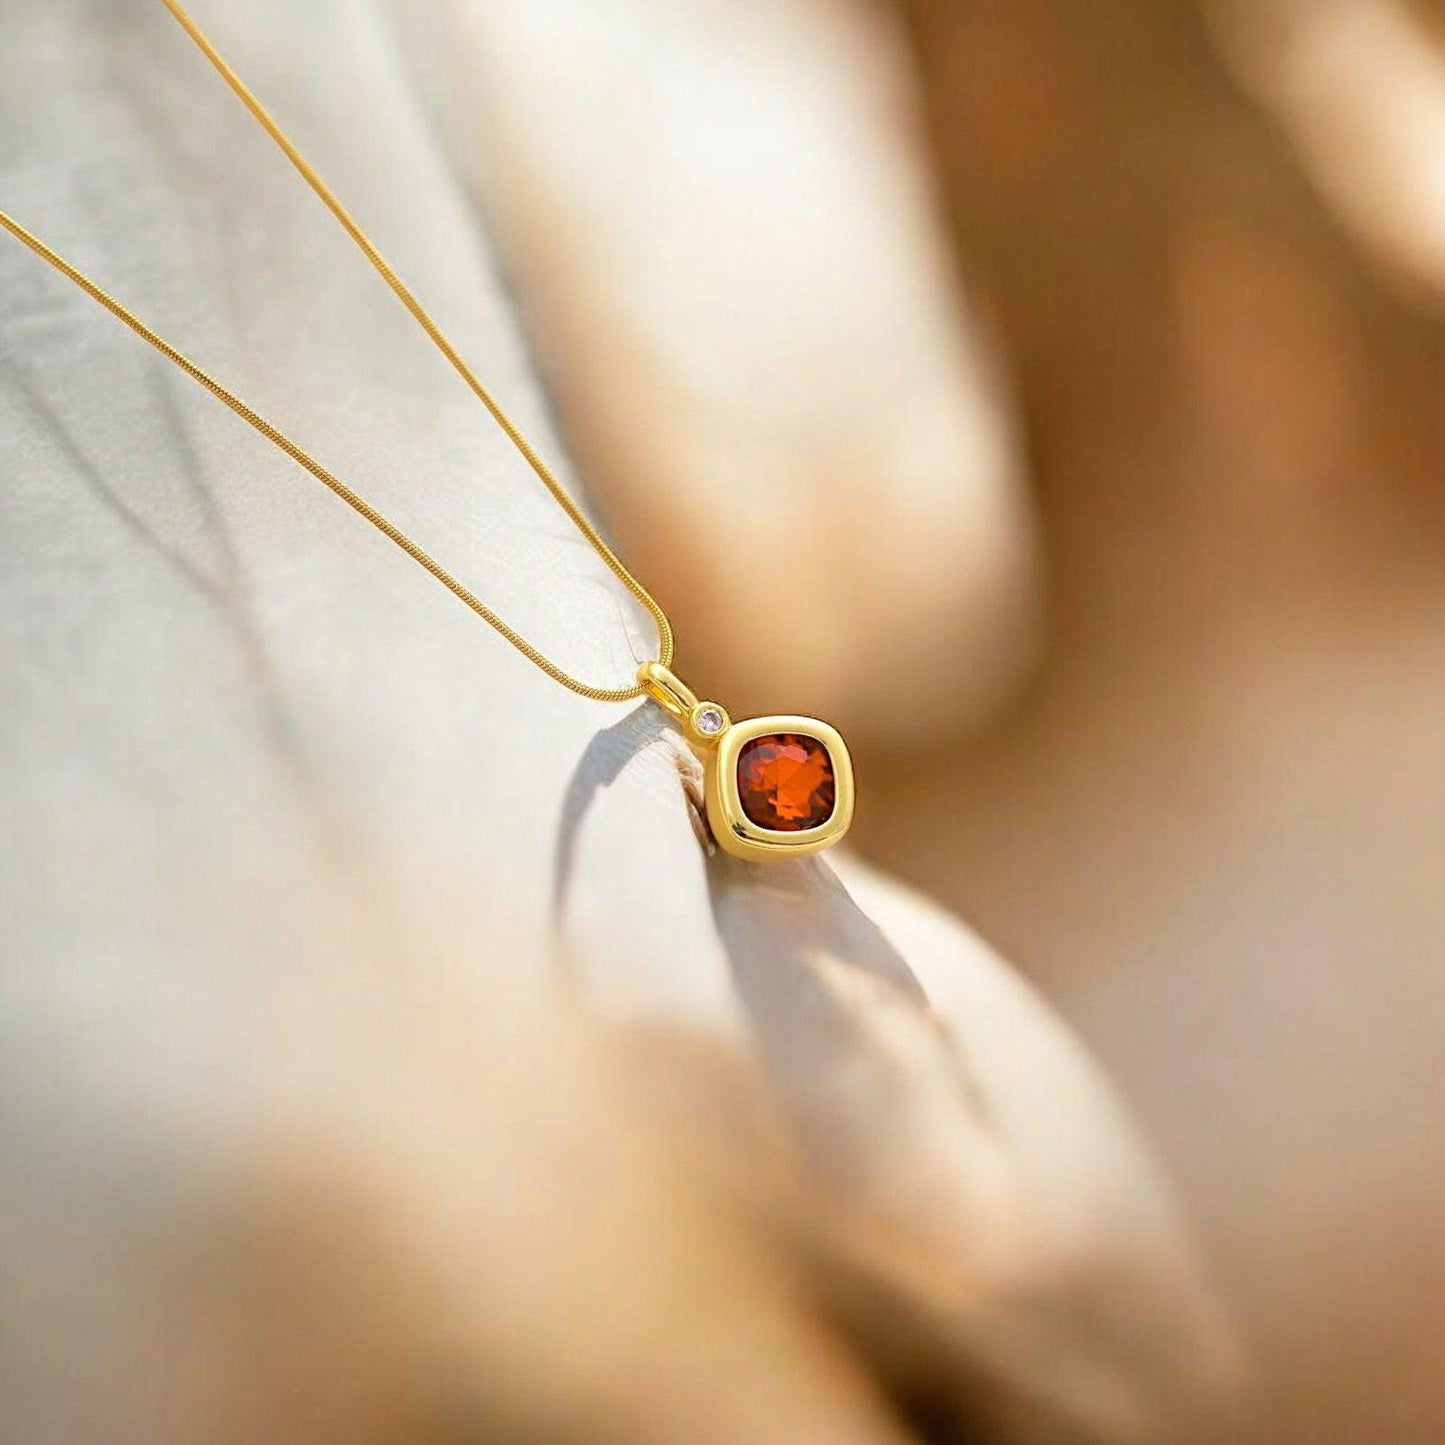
[696,706,725,735]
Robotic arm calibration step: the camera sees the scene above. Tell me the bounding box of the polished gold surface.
[636,662,736,751]
[0,0,858,861]
[705,715,854,863]
[638,666,851,858]
[636,661,699,721]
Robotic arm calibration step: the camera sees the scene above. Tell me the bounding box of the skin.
[0,2,1233,1442]
[446,1,1445,1441]
[406,0,1042,744]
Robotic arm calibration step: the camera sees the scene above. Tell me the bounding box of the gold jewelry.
[0,0,853,861]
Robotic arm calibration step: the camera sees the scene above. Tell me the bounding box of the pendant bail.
[637,662,731,748]
[637,661,697,720]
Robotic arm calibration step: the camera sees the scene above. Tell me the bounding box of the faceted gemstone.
[736,733,835,832]
[695,706,726,736]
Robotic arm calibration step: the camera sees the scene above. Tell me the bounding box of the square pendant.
[705,715,854,861]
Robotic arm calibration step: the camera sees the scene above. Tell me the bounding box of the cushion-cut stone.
[736,733,835,832]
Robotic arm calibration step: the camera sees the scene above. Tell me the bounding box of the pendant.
[638,662,854,861]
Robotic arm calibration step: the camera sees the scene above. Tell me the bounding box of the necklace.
[0,0,853,862]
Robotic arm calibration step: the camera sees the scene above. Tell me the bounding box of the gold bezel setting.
[704,715,854,862]
[636,664,854,862]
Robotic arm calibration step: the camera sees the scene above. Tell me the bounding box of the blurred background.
[449,1,1445,1441]
[879,6,1445,1442]
[6,0,1445,1441]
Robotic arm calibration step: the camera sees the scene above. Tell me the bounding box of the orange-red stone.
[736,733,835,832]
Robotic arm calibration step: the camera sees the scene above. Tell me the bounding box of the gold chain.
[0,0,673,704]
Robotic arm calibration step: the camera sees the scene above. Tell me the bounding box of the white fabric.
[0,4,1225,1435]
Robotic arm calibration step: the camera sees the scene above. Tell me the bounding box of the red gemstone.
[736,733,836,832]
